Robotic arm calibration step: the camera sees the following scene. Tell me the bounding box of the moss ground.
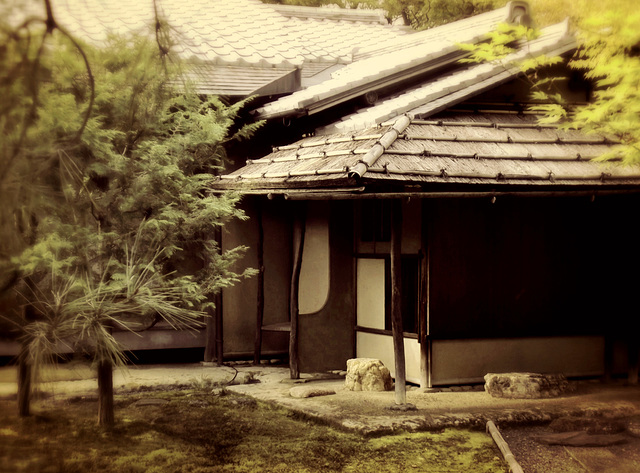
[0,389,508,472]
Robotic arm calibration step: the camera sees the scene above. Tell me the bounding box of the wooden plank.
[262,322,292,332]
[390,199,407,404]
[289,202,307,379]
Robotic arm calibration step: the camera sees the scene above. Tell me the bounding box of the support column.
[289,202,306,379]
[390,199,406,404]
[419,248,430,389]
[253,204,265,365]
[628,338,639,385]
[214,227,224,366]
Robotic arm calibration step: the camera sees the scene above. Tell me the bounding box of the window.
[360,200,391,243]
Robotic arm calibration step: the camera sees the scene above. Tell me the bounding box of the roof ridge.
[271,4,387,25]
[348,115,411,178]
[320,20,575,133]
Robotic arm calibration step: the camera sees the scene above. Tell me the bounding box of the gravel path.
[502,424,640,473]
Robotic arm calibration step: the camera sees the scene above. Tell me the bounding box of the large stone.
[484,372,568,399]
[345,358,393,392]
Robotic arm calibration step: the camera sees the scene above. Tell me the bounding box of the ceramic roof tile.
[318,21,576,134]
[12,0,406,75]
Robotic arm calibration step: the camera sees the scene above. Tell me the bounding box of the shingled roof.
[13,0,406,95]
[213,111,640,194]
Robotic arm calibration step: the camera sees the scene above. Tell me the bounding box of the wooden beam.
[253,204,265,365]
[289,202,306,379]
[281,189,640,201]
[390,199,407,404]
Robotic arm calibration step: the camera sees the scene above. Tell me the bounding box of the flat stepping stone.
[549,416,626,434]
[536,431,628,447]
[289,386,336,398]
[132,398,169,407]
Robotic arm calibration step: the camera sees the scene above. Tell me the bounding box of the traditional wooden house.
[0,0,410,357]
[212,6,640,386]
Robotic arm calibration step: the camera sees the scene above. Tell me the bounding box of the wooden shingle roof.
[213,112,640,193]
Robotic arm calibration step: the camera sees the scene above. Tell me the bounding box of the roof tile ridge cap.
[348,115,412,179]
[336,22,573,127]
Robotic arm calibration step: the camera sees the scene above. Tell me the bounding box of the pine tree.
[0,2,258,425]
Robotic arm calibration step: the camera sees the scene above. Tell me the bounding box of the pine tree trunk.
[97,359,114,427]
[17,347,31,417]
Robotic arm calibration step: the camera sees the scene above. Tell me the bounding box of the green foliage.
[459,2,640,165]
[381,0,501,29]
[260,0,504,28]
[458,23,540,63]
[0,3,260,380]
[567,9,640,164]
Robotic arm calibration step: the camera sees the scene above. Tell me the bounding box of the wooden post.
[419,247,430,389]
[289,202,306,379]
[390,199,406,404]
[214,290,223,366]
[628,338,639,385]
[603,334,613,383]
[17,346,31,417]
[97,358,114,427]
[254,204,265,365]
[203,306,215,363]
[204,227,224,364]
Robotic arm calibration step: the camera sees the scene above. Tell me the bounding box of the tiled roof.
[253,1,534,120]
[177,64,300,97]
[13,0,406,75]
[213,112,640,192]
[319,21,576,133]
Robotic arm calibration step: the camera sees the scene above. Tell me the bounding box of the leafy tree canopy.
[458,0,640,164]
[0,3,259,378]
[262,0,502,28]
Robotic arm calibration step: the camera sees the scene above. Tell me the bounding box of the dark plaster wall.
[298,201,356,372]
[427,195,639,340]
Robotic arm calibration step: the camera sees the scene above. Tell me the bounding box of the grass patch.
[0,390,507,472]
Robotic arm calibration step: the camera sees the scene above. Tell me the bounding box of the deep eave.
[212,111,640,197]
